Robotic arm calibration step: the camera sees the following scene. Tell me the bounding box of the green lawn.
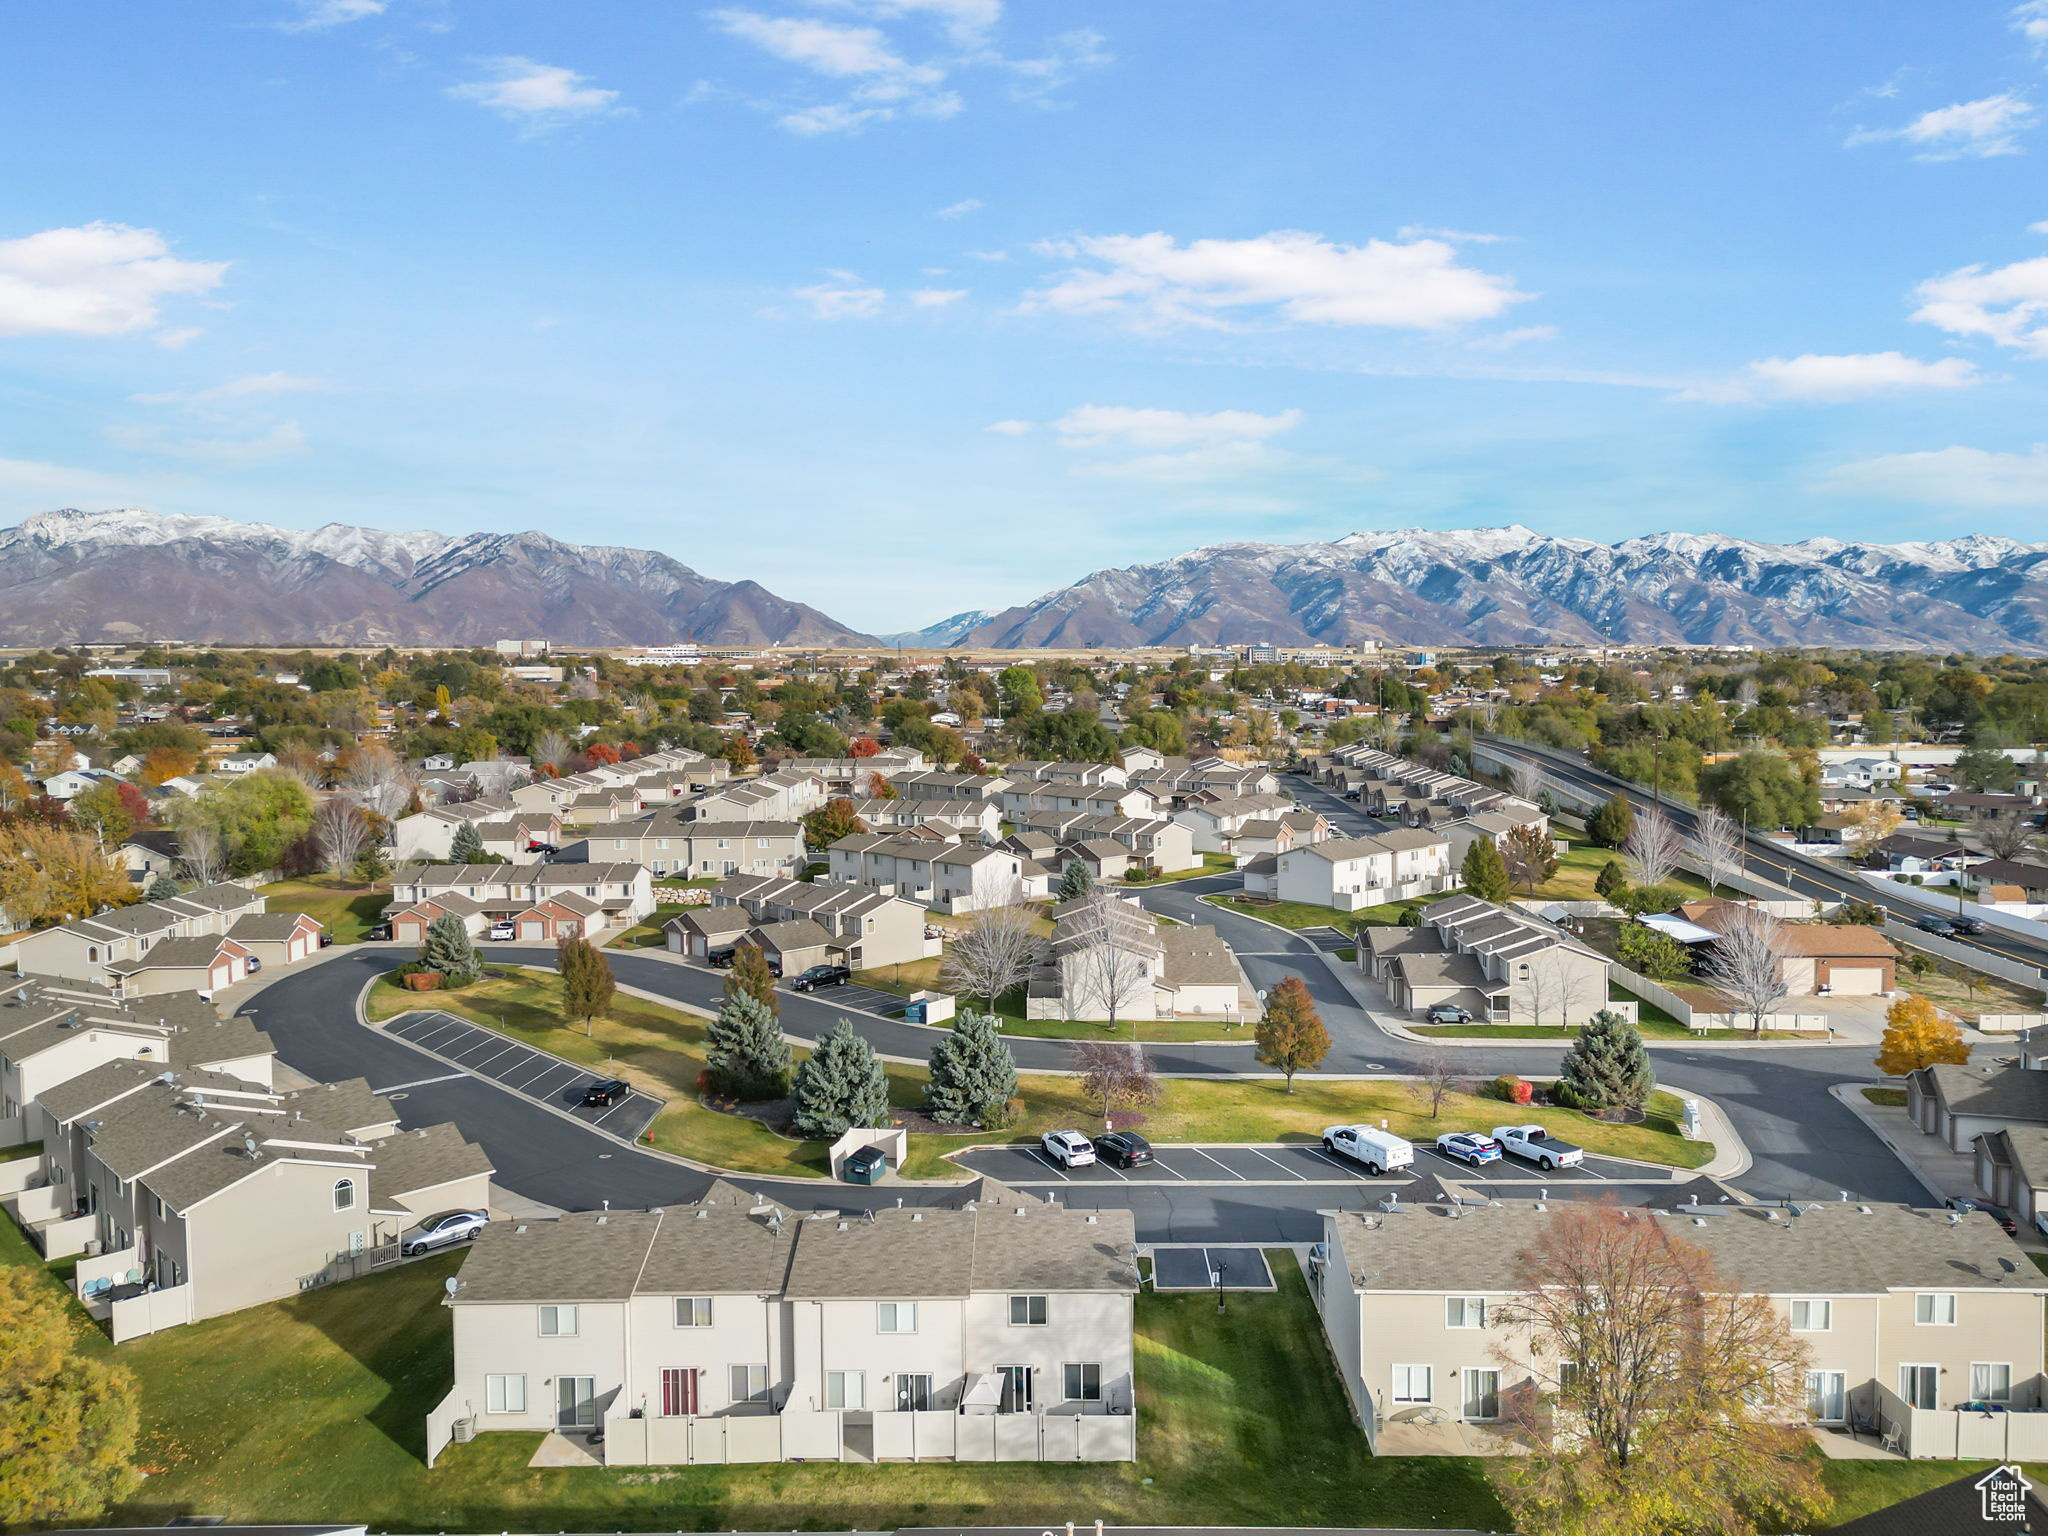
[1863,1086,1909,1107]
[362,968,1710,1179]
[1527,844,1713,903]
[608,902,690,949]
[259,875,388,943]
[1125,852,1239,883]
[4,1210,1990,1532]
[1206,890,1464,933]
[0,1138,42,1165]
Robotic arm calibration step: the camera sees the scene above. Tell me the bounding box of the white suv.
[1040,1129,1096,1169]
[487,921,516,940]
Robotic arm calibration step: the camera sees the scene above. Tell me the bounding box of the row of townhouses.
[664,874,937,972]
[1243,827,1454,914]
[14,883,327,998]
[385,863,656,943]
[1028,895,1257,1022]
[1361,892,1613,1025]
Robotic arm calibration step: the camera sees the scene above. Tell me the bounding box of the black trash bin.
[842,1146,887,1185]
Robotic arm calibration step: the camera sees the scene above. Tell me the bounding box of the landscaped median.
[362,966,1713,1178]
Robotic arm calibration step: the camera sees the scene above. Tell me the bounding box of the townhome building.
[1172,793,1303,854]
[1026,896,1255,1023]
[1312,1188,2048,1461]
[825,833,1028,914]
[778,750,927,794]
[1317,748,1548,855]
[1362,892,1611,1024]
[1245,828,1453,913]
[1008,810,1200,874]
[0,979,274,1135]
[689,770,829,824]
[26,1060,490,1342]
[845,796,1002,841]
[574,815,806,880]
[674,874,932,970]
[1224,810,1332,861]
[14,884,324,998]
[427,1180,1140,1468]
[886,770,1014,803]
[1124,757,1280,809]
[385,863,654,943]
[393,799,563,863]
[1003,760,1130,787]
[999,779,1161,822]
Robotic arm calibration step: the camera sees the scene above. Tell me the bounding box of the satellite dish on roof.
[444,1277,460,1296]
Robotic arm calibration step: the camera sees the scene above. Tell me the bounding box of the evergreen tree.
[724,943,780,1016]
[558,934,615,1034]
[790,1019,892,1138]
[1555,1010,1655,1111]
[705,989,793,1098]
[447,821,485,863]
[1594,857,1629,901]
[421,913,481,983]
[142,871,179,901]
[1460,836,1513,903]
[1056,859,1095,901]
[924,1009,1019,1125]
[1587,792,1635,849]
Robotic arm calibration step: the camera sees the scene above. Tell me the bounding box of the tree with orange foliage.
[1874,993,1971,1076]
[139,746,197,787]
[848,736,881,759]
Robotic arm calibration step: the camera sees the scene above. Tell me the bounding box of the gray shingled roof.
[367,1122,496,1207]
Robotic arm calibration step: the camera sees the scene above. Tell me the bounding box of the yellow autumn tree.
[0,823,138,929]
[0,1269,141,1525]
[1841,799,1905,860]
[1874,993,1971,1076]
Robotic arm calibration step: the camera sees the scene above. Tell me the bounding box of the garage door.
[1829,965,1884,996]
[210,958,237,991]
[518,918,549,942]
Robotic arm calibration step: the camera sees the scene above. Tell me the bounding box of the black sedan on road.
[790,964,853,992]
[1092,1131,1154,1168]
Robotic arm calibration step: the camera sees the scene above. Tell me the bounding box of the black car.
[706,948,738,968]
[318,932,335,947]
[790,963,852,992]
[1946,1195,2019,1235]
[581,1078,632,1107]
[1950,915,1988,935]
[1092,1130,1154,1168]
[1915,915,1959,938]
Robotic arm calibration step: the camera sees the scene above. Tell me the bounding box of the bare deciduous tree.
[1699,903,1791,1032]
[343,744,414,821]
[466,758,530,800]
[939,888,1046,1013]
[534,730,575,773]
[1623,804,1686,891]
[313,796,368,879]
[1509,758,1545,805]
[1487,1203,1826,1536]
[1688,805,1743,896]
[1409,1045,1462,1118]
[1981,809,2043,863]
[1057,889,1159,1041]
[1518,954,1598,1026]
[178,822,225,886]
[1070,1040,1159,1129]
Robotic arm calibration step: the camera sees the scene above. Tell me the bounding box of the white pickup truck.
[1321,1124,1414,1175]
[1490,1124,1584,1170]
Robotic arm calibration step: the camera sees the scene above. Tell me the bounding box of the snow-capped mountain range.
[874,609,1000,649]
[0,509,870,647]
[953,526,2048,652]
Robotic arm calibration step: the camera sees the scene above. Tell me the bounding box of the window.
[825,1370,864,1409]
[1461,1368,1501,1421]
[486,1374,527,1414]
[896,1372,933,1411]
[1063,1362,1102,1402]
[538,1304,578,1336]
[1445,1296,1486,1329]
[997,1364,1032,1413]
[1806,1370,1846,1423]
[660,1368,699,1417]
[1914,1293,1957,1326]
[333,1178,356,1212]
[1392,1365,1432,1404]
[1899,1364,1938,1411]
[1970,1363,2013,1403]
[729,1364,771,1405]
[1557,1361,1581,1398]
[674,1296,712,1328]
[877,1301,918,1334]
[1010,1294,1048,1326]
[757,838,771,849]
[1790,1298,1832,1332]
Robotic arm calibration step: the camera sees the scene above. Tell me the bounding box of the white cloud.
[0,455,161,511]
[985,418,1034,435]
[814,0,1003,44]
[2016,1,2048,50]
[1074,440,1298,483]
[1467,324,1558,351]
[1397,224,1510,244]
[105,420,309,468]
[2031,219,2048,234]
[1847,93,2036,160]
[935,198,983,218]
[1681,351,1986,403]
[1821,444,2048,506]
[909,287,967,306]
[152,327,204,350]
[996,28,1110,95]
[715,11,921,76]
[278,0,385,31]
[1045,404,1303,449]
[132,372,334,406]
[0,223,227,341]
[965,248,1009,261]
[447,58,624,131]
[793,281,886,318]
[1912,254,2048,355]
[1024,229,1531,331]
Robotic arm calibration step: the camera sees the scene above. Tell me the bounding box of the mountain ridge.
[952,527,2048,653]
[0,509,872,647]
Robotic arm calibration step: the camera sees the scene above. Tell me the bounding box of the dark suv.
[790,964,852,992]
[1092,1131,1154,1168]
[581,1078,632,1107]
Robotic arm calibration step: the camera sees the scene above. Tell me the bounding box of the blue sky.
[5,1,2048,631]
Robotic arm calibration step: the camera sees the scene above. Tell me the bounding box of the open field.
[259,876,387,943]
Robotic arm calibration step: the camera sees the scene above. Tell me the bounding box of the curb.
[1828,1082,1952,1205]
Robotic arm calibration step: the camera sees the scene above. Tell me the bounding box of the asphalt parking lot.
[1151,1245,1276,1290]
[782,979,912,1017]
[954,1139,1652,1186]
[377,1010,664,1141]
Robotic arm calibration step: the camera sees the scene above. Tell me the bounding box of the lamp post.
[1213,1257,1229,1314]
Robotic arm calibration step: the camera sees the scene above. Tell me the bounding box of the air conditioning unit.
[452,1418,476,1444]
[83,1238,102,1256]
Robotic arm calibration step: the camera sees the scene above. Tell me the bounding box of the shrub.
[1493,1073,1534,1105]
[981,1096,1025,1131]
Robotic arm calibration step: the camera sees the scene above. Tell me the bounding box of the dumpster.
[842,1145,887,1185]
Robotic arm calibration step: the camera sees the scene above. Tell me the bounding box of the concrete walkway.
[1824,1082,2041,1248]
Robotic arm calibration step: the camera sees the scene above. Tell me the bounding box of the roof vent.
[836,1221,849,1231]
[1693,1217,1706,1226]
[515,1224,527,1234]
[1948,1211,1962,1226]
[695,1208,708,1220]
[1015,1205,1026,1217]
[1858,1205,1872,1215]
[911,1211,922,1222]
[1085,1213,1097,1224]
[596,1214,607,1225]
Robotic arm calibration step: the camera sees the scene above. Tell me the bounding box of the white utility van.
[1320,1123,1415,1175]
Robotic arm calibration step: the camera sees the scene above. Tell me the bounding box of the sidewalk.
[1829,1082,1984,1209]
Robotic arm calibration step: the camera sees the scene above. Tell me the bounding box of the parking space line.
[1249,1148,1308,1181]
[1149,1158,1187,1180]
[1184,1148,1247,1181]
[406,1019,471,1049]
[517,1062,576,1093]
[1307,1147,1365,1177]
[1027,1148,1071,1180]
[466,1040,526,1069]
[368,1072,469,1093]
